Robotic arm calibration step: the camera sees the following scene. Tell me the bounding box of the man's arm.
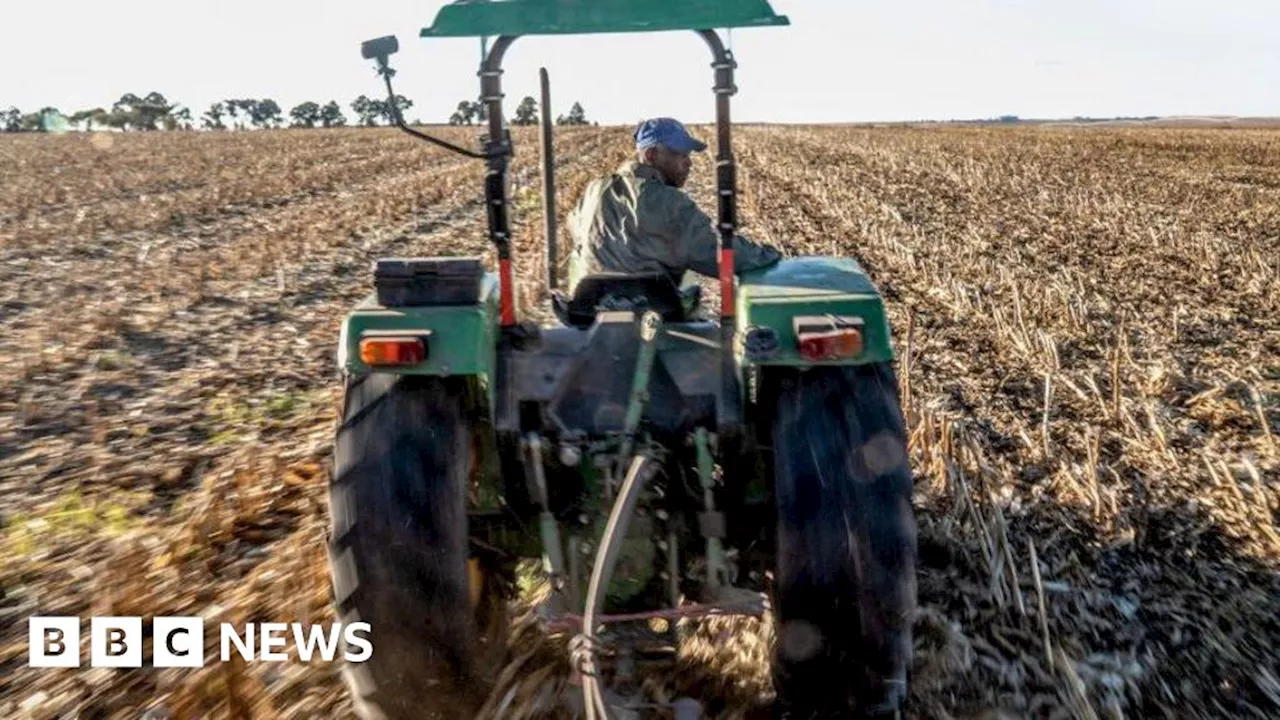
[665,191,782,277]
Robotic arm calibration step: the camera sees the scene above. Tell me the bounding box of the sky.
[2,0,1279,125]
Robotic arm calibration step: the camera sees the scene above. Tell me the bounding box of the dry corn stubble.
[1,123,1278,719]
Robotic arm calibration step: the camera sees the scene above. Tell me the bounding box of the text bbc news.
[27,617,372,667]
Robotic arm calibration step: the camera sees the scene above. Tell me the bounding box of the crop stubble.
[0,124,1276,719]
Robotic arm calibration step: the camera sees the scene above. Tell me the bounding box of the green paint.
[695,428,727,591]
[338,272,499,388]
[617,313,662,466]
[736,257,895,367]
[421,0,788,39]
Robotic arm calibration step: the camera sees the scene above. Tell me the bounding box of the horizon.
[3,1,1279,126]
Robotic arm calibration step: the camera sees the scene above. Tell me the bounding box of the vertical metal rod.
[697,29,738,321]
[527,434,567,612]
[480,35,518,326]
[539,67,558,290]
[696,29,743,434]
[695,428,726,596]
[617,312,663,468]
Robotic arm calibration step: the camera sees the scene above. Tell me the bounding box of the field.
[1,123,1278,719]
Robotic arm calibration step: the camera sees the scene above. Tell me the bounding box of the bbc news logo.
[28,617,372,668]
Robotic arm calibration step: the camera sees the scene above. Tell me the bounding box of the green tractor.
[328,1,917,718]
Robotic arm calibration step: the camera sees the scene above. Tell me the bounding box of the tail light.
[794,315,864,361]
[359,333,429,366]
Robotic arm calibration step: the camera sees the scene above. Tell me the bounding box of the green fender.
[735,256,895,367]
[337,272,499,410]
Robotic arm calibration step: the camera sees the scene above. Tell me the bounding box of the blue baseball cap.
[634,117,708,153]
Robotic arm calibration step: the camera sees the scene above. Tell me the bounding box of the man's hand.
[732,234,782,275]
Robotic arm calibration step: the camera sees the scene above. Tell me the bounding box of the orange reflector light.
[359,336,427,366]
[797,328,864,361]
[794,315,865,361]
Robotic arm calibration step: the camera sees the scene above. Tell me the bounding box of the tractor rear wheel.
[328,373,507,720]
[767,363,917,718]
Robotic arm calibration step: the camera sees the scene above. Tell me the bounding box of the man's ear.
[641,146,657,164]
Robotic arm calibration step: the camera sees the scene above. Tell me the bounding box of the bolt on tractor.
[328,2,918,718]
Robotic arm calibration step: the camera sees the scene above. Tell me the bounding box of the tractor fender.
[735,256,895,367]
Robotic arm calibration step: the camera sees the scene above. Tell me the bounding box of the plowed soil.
[1,124,1277,719]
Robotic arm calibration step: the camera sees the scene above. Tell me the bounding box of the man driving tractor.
[567,117,783,296]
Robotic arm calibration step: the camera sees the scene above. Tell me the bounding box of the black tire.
[767,363,917,718]
[328,373,505,720]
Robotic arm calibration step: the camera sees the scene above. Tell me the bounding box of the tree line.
[450,97,590,127]
[2,92,591,133]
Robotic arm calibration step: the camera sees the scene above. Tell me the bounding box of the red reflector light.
[793,315,865,361]
[359,336,427,366]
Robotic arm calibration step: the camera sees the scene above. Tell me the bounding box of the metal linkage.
[616,311,663,470]
[525,433,568,612]
[694,428,729,596]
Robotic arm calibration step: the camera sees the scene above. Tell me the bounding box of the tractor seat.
[552,273,700,329]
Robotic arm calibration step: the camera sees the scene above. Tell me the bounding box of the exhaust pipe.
[539,67,558,291]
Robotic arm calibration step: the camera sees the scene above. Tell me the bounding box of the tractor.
[328,2,917,718]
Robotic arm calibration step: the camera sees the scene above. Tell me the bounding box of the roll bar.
[363,29,741,333]
[473,30,739,328]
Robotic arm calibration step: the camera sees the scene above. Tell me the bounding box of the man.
[566,117,782,297]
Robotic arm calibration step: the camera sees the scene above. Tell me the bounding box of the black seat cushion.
[552,273,692,328]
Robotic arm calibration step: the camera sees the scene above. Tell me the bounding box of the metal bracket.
[616,311,663,470]
[525,434,568,612]
[694,428,730,596]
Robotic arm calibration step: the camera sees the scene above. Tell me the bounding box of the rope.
[568,632,604,678]
[544,596,768,634]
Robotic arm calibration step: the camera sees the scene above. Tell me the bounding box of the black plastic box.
[373,257,486,307]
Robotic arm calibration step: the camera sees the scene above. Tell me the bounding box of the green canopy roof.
[420,0,789,39]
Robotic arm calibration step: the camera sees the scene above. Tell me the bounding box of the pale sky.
[2,1,1278,125]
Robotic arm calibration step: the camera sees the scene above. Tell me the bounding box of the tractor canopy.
[420,0,789,38]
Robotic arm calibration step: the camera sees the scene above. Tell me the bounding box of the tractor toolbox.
[373,256,486,306]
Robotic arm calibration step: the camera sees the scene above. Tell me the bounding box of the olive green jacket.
[566,160,781,294]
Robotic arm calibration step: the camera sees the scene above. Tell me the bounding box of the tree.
[203,102,227,130]
[556,101,588,126]
[380,94,412,125]
[248,99,283,129]
[319,101,346,128]
[69,108,107,131]
[105,110,132,132]
[351,95,384,127]
[109,93,140,130]
[2,107,21,132]
[223,100,241,129]
[448,100,476,126]
[226,99,259,129]
[165,107,193,131]
[512,96,538,126]
[142,92,176,129]
[109,92,177,131]
[290,101,322,128]
[447,100,489,125]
